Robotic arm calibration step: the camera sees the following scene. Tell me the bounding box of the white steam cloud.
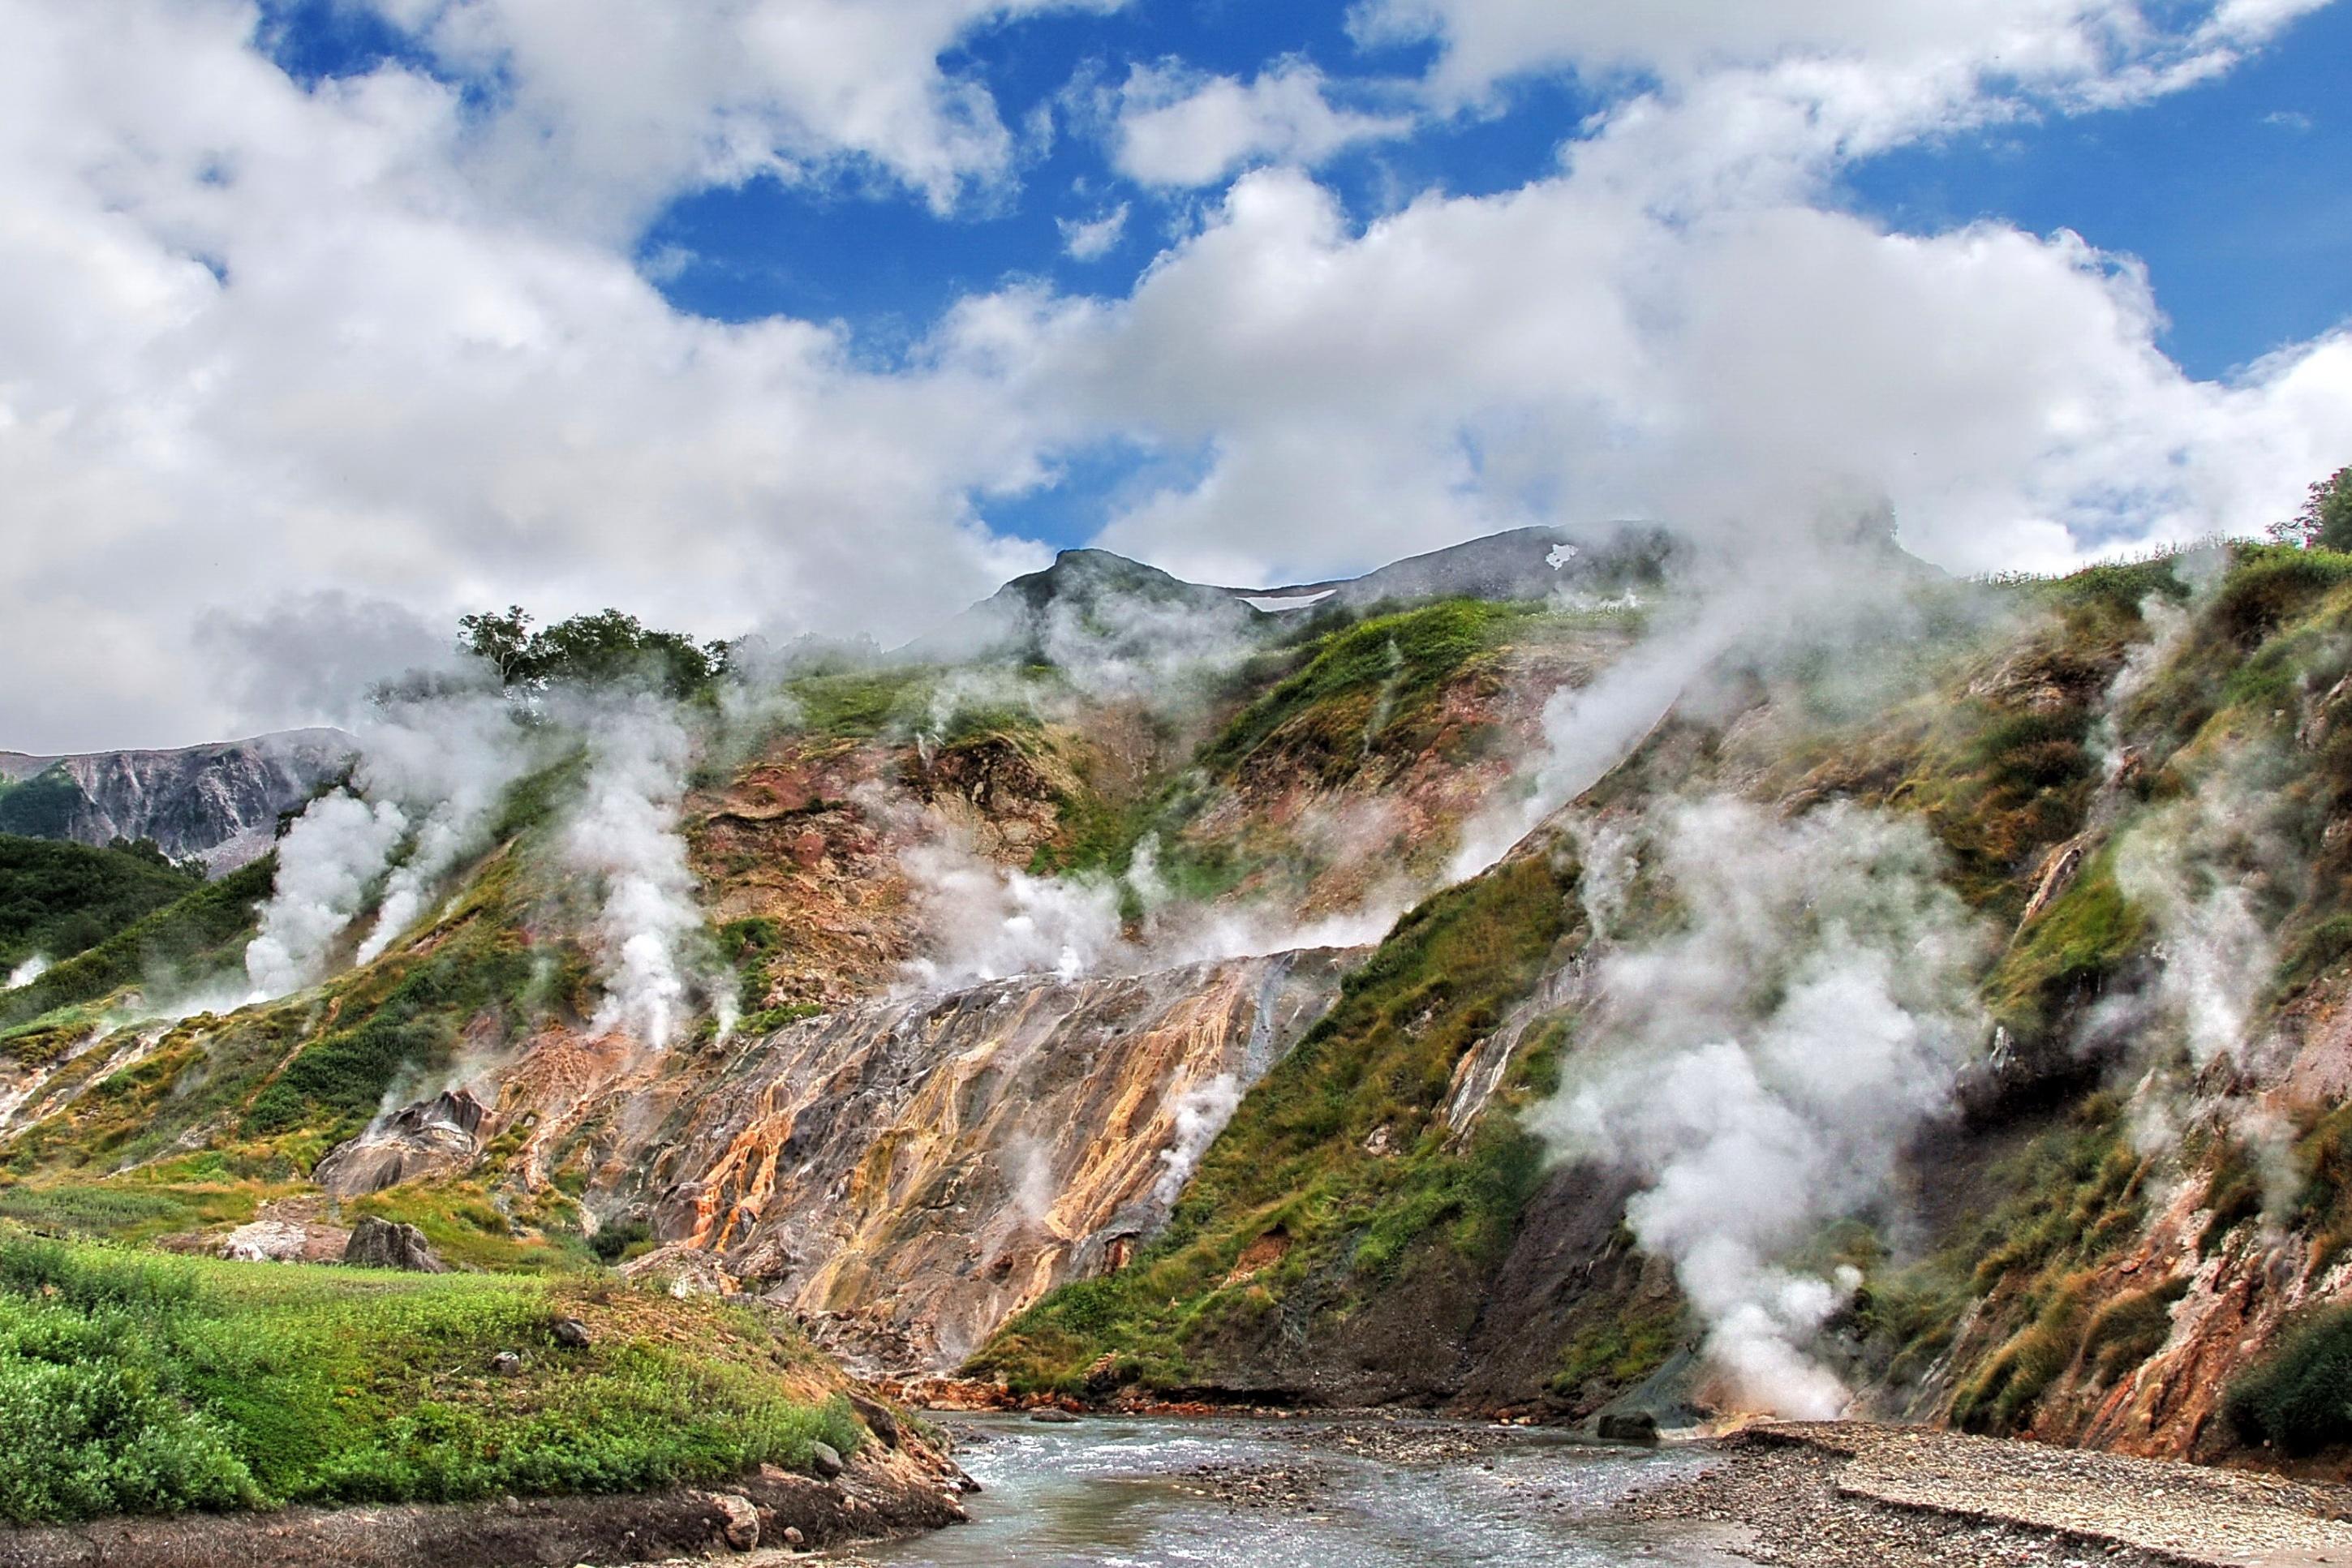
[562,698,712,1050]
[241,683,539,1002]
[243,789,409,999]
[896,827,1407,993]
[1152,1071,1244,1206]
[1449,613,1728,881]
[897,831,1129,990]
[1541,797,1990,1418]
[1036,591,1262,702]
[5,956,49,991]
[354,691,539,964]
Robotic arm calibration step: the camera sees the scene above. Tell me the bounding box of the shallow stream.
[851,1415,1754,1566]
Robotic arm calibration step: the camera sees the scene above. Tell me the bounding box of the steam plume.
[561,697,711,1049]
[4,956,48,991]
[243,788,407,999]
[1152,1072,1244,1205]
[354,691,538,963]
[1541,797,1990,1417]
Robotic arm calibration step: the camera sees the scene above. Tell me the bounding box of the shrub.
[2225,1305,2352,1455]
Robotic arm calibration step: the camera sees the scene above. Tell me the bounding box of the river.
[849,1415,1756,1566]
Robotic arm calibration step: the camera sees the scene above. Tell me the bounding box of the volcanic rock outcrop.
[641,949,1355,1371]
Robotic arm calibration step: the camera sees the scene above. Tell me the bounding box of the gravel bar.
[1613,1422,2352,1568]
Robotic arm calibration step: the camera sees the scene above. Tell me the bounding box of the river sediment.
[1611,1422,2352,1568]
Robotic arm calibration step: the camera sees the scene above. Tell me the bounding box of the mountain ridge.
[0,727,353,872]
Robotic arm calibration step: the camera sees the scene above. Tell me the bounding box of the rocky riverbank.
[1610,1422,2352,1568]
[0,1441,972,1568]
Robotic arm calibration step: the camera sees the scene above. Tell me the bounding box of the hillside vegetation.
[8,531,2352,1509]
[0,834,200,973]
[0,1230,862,1524]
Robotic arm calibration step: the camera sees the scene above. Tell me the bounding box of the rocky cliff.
[0,729,352,869]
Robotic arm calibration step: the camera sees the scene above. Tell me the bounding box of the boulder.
[1595,1410,1660,1445]
[217,1216,349,1264]
[847,1392,900,1448]
[343,1215,449,1273]
[551,1315,592,1348]
[488,1351,522,1376]
[1028,1407,1080,1424]
[707,1491,759,1551]
[315,1089,490,1198]
[809,1441,845,1480]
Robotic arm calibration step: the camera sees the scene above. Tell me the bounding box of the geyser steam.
[562,698,711,1050]
[1540,797,1991,1418]
[243,788,407,998]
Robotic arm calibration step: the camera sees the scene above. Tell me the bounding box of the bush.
[2226,1305,2352,1455]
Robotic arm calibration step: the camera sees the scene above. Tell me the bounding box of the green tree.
[457,605,540,685]
[457,606,727,700]
[2279,466,2352,552]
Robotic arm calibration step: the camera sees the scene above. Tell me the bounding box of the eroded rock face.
[643,949,1355,1373]
[314,1089,490,1197]
[0,728,353,870]
[344,1214,448,1273]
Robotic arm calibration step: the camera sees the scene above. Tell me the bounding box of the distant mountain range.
[907,522,1677,662]
[1,527,1674,867]
[0,729,353,871]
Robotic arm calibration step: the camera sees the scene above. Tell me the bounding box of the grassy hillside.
[973,543,2352,1445]
[0,1229,863,1524]
[0,834,200,973]
[0,856,273,1034]
[974,848,1577,1396]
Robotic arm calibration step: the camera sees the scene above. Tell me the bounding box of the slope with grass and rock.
[11,531,2352,1551]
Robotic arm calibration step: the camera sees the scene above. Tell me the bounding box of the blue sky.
[254,0,2351,556]
[263,0,2351,379]
[5,1,2351,748]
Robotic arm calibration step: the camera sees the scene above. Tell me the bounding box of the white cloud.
[1057,201,1129,260]
[0,0,1060,750]
[1111,59,1416,187]
[0,0,2346,756]
[1349,0,2333,115]
[976,8,2352,587]
[368,0,1128,227]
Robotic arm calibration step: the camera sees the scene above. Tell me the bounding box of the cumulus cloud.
[1111,59,1415,187]
[1057,201,1129,260]
[0,0,1055,753]
[362,0,1127,225]
[995,139,2350,588]
[2,0,2347,760]
[1349,0,2331,111]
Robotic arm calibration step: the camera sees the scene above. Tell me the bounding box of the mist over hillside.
[6,505,2352,1480]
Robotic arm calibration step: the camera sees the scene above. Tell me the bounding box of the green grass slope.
[0,834,201,973]
[0,1230,864,1525]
